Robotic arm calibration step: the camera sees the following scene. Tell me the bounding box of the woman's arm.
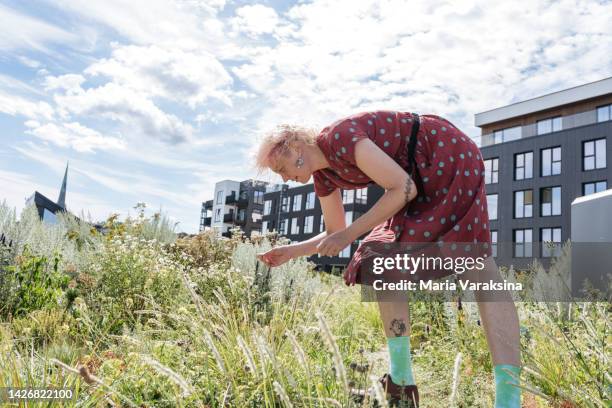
[287,189,346,257]
[316,138,417,256]
[345,138,417,241]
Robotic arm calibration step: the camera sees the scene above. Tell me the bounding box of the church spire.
[57,161,68,209]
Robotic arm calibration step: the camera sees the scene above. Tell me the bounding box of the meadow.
[0,202,609,407]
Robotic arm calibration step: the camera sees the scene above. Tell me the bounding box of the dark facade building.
[26,162,70,224]
[476,77,612,268]
[262,183,384,272]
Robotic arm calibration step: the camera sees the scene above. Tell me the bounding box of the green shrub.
[1,248,70,318]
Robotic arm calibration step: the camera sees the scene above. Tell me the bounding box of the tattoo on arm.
[404,176,416,203]
[390,318,407,337]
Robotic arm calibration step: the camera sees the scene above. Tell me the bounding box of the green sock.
[387,336,415,386]
[494,364,521,408]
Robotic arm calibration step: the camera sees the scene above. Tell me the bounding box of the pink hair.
[253,124,318,175]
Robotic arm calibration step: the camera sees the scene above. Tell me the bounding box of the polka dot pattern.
[313,112,491,285]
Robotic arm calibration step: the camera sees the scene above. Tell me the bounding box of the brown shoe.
[379,373,419,407]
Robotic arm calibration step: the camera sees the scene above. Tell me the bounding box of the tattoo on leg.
[404,176,415,202]
[390,318,407,337]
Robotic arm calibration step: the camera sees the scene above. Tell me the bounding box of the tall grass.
[0,201,608,407]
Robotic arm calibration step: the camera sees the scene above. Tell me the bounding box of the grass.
[0,202,609,407]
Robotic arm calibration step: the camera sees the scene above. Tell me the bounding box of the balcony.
[223,211,235,223]
[202,217,211,227]
[238,192,249,208]
[475,108,608,148]
[225,193,237,204]
[203,200,213,209]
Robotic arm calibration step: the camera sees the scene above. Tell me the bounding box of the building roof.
[475,77,612,127]
[28,191,65,214]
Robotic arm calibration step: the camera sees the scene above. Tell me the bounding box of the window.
[514,229,532,258]
[514,190,533,218]
[254,191,264,205]
[279,219,288,235]
[281,196,288,212]
[491,230,498,258]
[484,158,499,184]
[583,139,606,170]
[339,245,351,258]
[541,227,562,258]
[238,209,246,222]
[342,189,354,204]
[263,200,272,215]
[541,186,561,216]
[514,152,533,180]
[536,116,562,135]
[493,126,521,144]
[305,192,315,209]
[214,208,221,222]
[292,194,302,212]
[303,215,314,234]
[291,217,299,234]
[487,194,498,220]
[583,180,607,195]
[597,104,611,122]
[262,221,268,234]
[216,190,224,204]
[319,216,325,232]
[541,147,561,176]
[345,211,353,226]
[355,188,368,204]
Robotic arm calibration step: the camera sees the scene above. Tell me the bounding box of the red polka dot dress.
[313,110,492,286]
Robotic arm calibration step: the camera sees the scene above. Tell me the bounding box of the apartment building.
[476,77,612,268]
[200,179,269,237]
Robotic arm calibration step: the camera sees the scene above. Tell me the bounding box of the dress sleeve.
[313,171,336,197]
[327,120,369,167]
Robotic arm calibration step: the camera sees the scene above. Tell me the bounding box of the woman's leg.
[461,255,521,407]
[462,256,520,365]
[377,290,415,386]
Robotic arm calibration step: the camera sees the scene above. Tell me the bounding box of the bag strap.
[406,113,420,177]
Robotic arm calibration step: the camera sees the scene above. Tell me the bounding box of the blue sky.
[1,0,610,233]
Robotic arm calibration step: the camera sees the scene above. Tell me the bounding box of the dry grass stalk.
[273,380,293,408]
[449,352,462,407]
[236,335,257,376]
[140,354,193,397]
[316,312,348,391]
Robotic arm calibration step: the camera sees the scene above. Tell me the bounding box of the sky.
[0,0,610,233]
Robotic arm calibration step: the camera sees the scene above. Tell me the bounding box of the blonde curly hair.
[254,124,318,175]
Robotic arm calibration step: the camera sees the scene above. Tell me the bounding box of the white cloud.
[25,121,126,153]
[52,82,193,144]
[231,0,612,138]
[0,89,54,120]
[17,55,41,68]
[231,5,279,37]
[0,3,77,51]
[47,0,227,47]
[85,44,233,107]
[44,74,86,93]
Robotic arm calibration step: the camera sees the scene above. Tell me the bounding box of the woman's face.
[271,145,312,184]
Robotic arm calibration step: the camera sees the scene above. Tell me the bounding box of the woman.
[255,111,520,407]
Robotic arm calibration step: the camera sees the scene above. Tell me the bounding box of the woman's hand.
[316,230,354,257]
[257,245,297,267]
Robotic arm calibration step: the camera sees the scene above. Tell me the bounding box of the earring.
[296,155,304,168]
